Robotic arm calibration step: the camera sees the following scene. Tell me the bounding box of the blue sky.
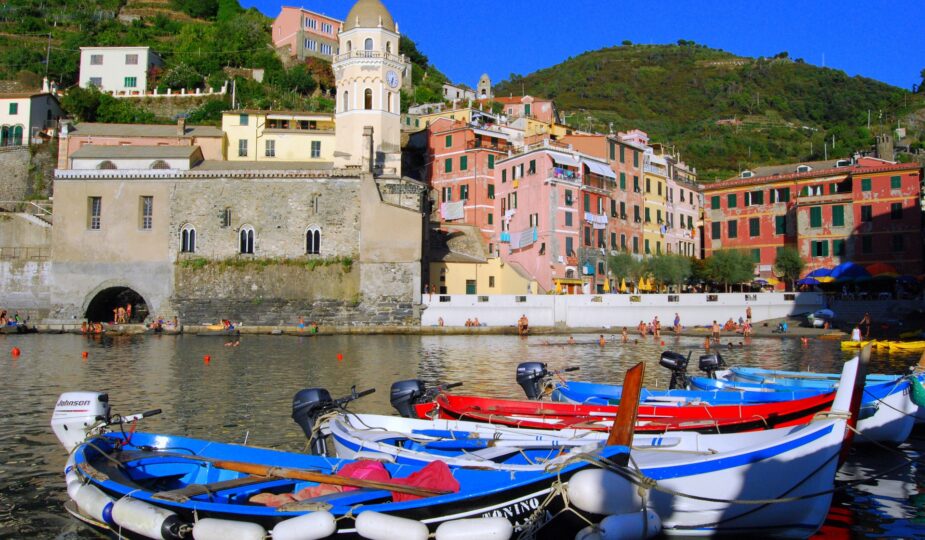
[243,0,925,90]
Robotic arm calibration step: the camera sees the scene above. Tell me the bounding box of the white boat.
[326,358,864,538]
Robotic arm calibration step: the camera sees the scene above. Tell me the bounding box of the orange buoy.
[204,355,211,364]
[336,353,344,362]
[11,347,21,357]
[660,341,665,346]
[81,351,89,359]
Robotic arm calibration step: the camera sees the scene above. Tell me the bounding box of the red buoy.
[336,353,344,362]
[11,347,21,357]
[204,355,211,364]
[81,351,89,359]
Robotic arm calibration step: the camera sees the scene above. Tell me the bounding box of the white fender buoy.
[574,511,662,540]
[567,469,641,516]
[112,497,185,540]
[436,517,513,540]
[193,518,265,540]
[66,473,83,501]
[272,511,337,540]
[355,511,429,540]
[72,483,114,525]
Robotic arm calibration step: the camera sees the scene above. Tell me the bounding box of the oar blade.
[606,362,645,448]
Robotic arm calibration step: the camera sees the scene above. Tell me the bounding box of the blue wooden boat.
[551,381,822,406]
[690,375,916,444]
[728,366,914,388]
[52,392,632,540]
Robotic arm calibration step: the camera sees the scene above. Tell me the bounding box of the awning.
[550,152,580,168]
[583,160,616,179]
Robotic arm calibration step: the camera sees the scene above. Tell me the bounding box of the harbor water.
[0,332,923,538]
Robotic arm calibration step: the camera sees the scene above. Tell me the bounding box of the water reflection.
[0,333,921,538]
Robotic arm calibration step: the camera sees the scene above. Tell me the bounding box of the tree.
[773,246,805,291]
[400,36,428,69]
[647,254,692,292]
[608,252,644,288]
[705,250,755,292]
[171,0,219,19]
[61,87,103,122]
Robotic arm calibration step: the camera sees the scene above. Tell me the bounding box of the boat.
[326,358,866,537]
[841,340,925,352]
[0,323,37,334]
[551,380,822,405]
[51,389,638,540]
[196,326,240,337]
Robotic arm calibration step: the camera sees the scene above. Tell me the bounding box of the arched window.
[364,88,373,110]
[364,38,373,51]
[98,160,117,170]
[306,226,321,255]
[151,160,170,169]
[346,40,352,53]
[343,91,349,112]
[11,125,22,146]
[386,41,392,54]
[180,224,196,253]
[239,225,255,254]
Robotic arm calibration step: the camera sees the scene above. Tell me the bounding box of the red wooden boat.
[413,390,836,434]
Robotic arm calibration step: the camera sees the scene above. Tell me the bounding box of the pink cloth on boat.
[390,460,460,503]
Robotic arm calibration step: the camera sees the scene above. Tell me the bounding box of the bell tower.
[334,0,404,175]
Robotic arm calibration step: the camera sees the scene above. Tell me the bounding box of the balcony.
[795,192,854,207]
[583,173,615,192]
[334,50,406,64]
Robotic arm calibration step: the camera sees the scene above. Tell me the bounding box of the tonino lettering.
[481,498,546,531]
[57,400,91,407]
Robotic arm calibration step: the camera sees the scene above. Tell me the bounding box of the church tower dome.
[343,0,396,32]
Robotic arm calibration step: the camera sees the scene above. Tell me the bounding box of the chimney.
[177,117,186,137]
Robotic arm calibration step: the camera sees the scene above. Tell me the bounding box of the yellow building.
[418,107,476,128]
[428,224,534,294]
[222,110,336,163]
[642,152,669,255]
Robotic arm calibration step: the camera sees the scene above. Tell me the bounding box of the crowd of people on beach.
[0,310,24,327]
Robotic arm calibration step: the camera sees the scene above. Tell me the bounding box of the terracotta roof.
[194,161,335,171]
[707,161,921,191]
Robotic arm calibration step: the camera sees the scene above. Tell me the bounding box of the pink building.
[58,120,224,169]
[494,141,617,294]
[426,117,511,238]
[479,96,558,124]
[272,6,342,61]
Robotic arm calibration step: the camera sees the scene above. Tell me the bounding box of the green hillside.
[495,42,922,180]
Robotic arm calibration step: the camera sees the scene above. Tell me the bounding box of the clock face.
[387,71,399,89]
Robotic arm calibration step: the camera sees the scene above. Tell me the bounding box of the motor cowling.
[516,362,549,400]
[659,351,690,390]
[390,380,426,418]
[698,353,726,378]
[51,392,110,452]
[292,388,333,454]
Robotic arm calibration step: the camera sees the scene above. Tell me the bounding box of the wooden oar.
[211,460,451,498]
[606,362,645,464]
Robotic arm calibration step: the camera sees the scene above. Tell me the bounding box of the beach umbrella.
[797,277,820,286]
[620,278,627,293]
[816,277,835,283]
[806,267,833,279]
[603,278,611,292]
[555,282,563,294]
[753,279,769,285]
[830,262,870,281]
[865,262,897,276]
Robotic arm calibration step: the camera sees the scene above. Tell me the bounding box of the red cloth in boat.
[389,460,460,502]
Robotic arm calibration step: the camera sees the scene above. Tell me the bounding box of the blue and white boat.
[691,374,917,444]
[328,358,864,538]
[51,392,636,540]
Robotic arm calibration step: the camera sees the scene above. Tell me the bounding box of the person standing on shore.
[711,320,721,342]
[638,320,647,337]
[859,313,871,338]
[598,335,606,347]
[673,313,681,335]
[653,317,661,338]
[746,305,752,324]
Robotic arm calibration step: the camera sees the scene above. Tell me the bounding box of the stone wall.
[0,147,32,202]
[0,261,52,321]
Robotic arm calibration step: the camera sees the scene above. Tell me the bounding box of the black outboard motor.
[292,388,334,455]
[390,379,427,418]
[698,353,727,379]
[516,362,549,400]
[659,351,691,390]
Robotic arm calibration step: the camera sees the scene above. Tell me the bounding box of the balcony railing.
[334,50,405,64]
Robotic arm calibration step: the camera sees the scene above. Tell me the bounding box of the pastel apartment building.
[272,6,342,60]
[703,157,924,282]
[0,91,63,145]
[483,96,558,124]
[222,110,336,163]
[663,155,701,258]
[443,83,476,102]
[494,141,617,294]
[79,47,163,94]
[427,117,512,237]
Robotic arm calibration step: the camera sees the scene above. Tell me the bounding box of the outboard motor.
[516,362,549,400]
[698,353,727,379]
[659,351,691,390]
[51,392,110,452]
[292,388,333,455]
[390,379,427,418]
